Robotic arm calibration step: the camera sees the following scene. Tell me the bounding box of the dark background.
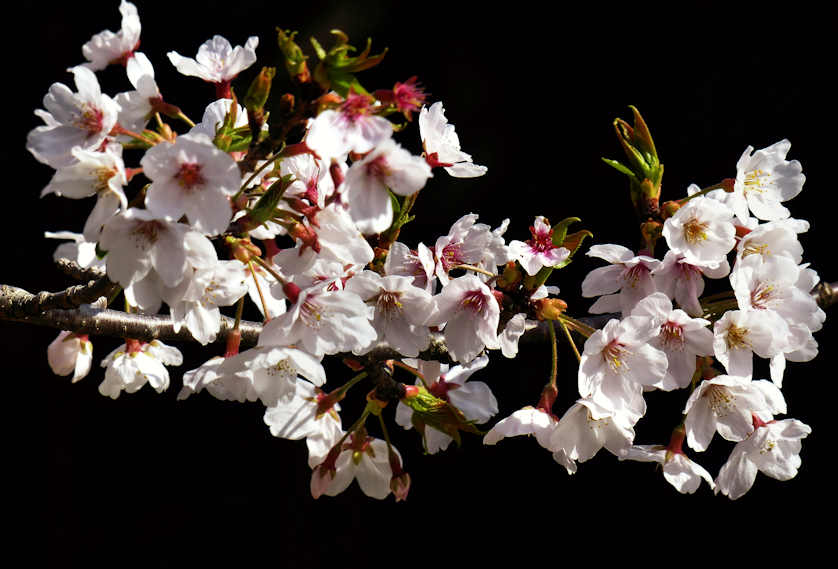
[4,1,835,564]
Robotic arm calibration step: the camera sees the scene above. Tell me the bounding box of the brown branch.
[1,283,261,345]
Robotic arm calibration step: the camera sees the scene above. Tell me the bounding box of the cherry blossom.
[165,260,249,345]
[508,216,570,276]
[81,0,141,70]
[47,331,93,383]
[426,275,500,363]
[578,316,668,421]
[263,379,342,441]
[652,251,729,317]
[27,66,120,169]
[662,196,736,265]
[621,444,715,494]
[258,283,377,357]
[308,428,397,500]
[345,271,435,357]
[98,339,182,399]
[630,292,714,390]
[167,35,258,94]
[483,406,559,450]
[142,132,242,235]
[419,101,487,178]
[683,375,786,452]
[549,398,635,464]
[581,244,661,315]
[715,418,811,500]
[343,139,432,234]
[305,93,393,160]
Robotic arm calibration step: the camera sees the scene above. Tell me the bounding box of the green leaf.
[249,174,294,225]
[601,157,637,180]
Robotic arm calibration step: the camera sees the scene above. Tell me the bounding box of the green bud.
[244,67,275,113]
[400,385,481,450]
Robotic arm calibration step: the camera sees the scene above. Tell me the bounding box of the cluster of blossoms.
[29,2,823,502]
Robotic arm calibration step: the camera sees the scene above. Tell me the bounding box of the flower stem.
[451,264,497,278]
[558,314,596,338]
[547,320,559,388]
[557,317,581,362]
[391,360,429,389]
[247,260,271,321]
[250,255,287,287]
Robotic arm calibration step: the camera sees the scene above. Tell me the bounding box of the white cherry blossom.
[549,398,635,464]
[98,339,182,399]
[621,445,715,494]
[483,406,559,450]
[47,331,93,383]
[715,418,811,500]
[264,379,342,441]
[652,250,729,317]
[40,144,128,241]
[662,196,736,265]
[165,260,249,345]
[142,132,241,235]
[713,309,788,380]
[308,428,397,500]
[345,271,435,357]
[383,241,437,293]
[27,66,120,169]
[577,316,667,422]
[168,35,258,84]
[683,375,786,452]
[709,140,805,223]
[630,292,714,390]
[581,244,661,315]
[344,138,432,234]
[426,275,500,363]
[81,0,141,70]
[305,93,393,160]
[258,283,376,357]
[419,101,487,177]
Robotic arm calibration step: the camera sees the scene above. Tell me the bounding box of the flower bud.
[226,236,263,264]
[390,472,411,502]
[660,200,681,220]
[533,298,567,321]
[496,261,523,291]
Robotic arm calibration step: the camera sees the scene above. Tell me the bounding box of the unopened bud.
[534,298,567,321]
[244,67,275,112]
[390,472,411,502]
[402,385,420,399]
[226,236,263,264]
[497,261,523,291]
[660,200,681,220]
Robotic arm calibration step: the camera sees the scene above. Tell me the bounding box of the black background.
[4,1,836,565]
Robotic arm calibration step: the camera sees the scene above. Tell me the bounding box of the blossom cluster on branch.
[10,1,827,502]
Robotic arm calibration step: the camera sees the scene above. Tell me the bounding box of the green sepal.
[276,29,308,79]
[401,386,482,449]
[310,30,387,97]
[248,174,295,226]
[213,100,253,152]
[561,229,593,261]
[95,242,108,260]
[550,216,581,247]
